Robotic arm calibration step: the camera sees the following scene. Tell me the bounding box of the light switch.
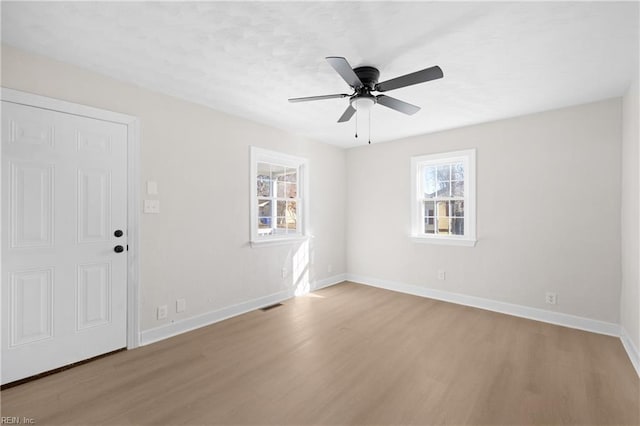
[143,199,160,214]
[147,181,158,195]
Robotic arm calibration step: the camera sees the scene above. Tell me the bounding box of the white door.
[1,101,128,384]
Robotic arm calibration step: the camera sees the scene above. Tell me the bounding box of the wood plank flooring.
[2,282,638,425]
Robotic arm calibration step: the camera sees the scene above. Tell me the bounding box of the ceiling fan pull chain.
[368,109,371,144]
[355,103,358,138]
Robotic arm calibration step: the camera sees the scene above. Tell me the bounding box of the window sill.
[250,235,309,248]
[410,235,477,247]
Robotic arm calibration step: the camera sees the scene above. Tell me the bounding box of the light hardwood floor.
[2,282,638,425]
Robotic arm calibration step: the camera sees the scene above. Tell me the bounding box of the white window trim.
[410,149,477,247]
[250,146,309,247]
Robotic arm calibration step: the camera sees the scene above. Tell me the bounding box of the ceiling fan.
[288,57,443,124]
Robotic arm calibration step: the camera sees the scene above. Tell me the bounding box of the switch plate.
[147,180,158,195]
[143,199,160,214]
[176,298,186,313]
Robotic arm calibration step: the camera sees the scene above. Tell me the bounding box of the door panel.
[9,268,53,347]
[8,117,55,148]
[2,101,128,384]
[77,263,111,330]
[9,162,54,248]
[77,169,111,243]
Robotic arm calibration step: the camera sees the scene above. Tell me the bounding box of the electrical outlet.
[545,292,557,305]
[157,305,168,320]
[437,270,446,280]
[176,298,186,313]
[143,199,160,214]
[328,264,333,273]
[281,268,287,278]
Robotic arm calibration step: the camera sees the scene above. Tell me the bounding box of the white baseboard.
[620,326,640,377]
[346,274,621,337]
[139,274,346,346]
[138,273,640,378]
[312,273,347,291]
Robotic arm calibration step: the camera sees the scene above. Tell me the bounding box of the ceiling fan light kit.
[289,56,443,144]
[352,96,375,112]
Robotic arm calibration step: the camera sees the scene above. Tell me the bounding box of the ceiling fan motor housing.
[353,66,380,89]
[351,66,380,107]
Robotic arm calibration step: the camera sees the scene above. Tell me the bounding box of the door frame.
[1,87,141,349]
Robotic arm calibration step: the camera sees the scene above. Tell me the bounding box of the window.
[410,149,476,246]
[250,147,308,245]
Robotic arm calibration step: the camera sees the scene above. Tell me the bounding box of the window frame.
[250,146,309,246]
[410,149,477,247]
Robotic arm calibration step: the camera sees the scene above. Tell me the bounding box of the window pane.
[436,184,450,198]
[258,199,272,217]
[287,183,297,198]
[424,216,435,234]
[437,165,451,197]
[286,201,297,230]
[436,200,449,234]
[257,177,271,197]
[423,200,435,234]
[451,218,464,235]
[437,165,451,182]
[452,162,464,181]
[257,217,272,233]
[423,166,437,198]
[437,200,449,216]
[276,201,291,233]
[257,163,272,197]
[452,181,464,197]
[276,179,285,198]
[424,200,435,216]
[257,199,273,235]
[285,168,297,182]
[452,200,464,217]
[436,217,451,234]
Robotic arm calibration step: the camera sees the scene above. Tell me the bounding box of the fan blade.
[337,105,356,122]
[326,57,363,89]
[375,66,443,92]
[376,95,421,115]
[288,93,350,103]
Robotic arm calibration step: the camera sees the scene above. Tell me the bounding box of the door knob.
[114,229,123,237]
[114,245,124,253]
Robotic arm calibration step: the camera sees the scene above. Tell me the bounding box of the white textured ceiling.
[2,2,638,148]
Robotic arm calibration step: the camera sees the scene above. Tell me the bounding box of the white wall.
[621,75,640,354]
[346,99,622,323]
[1,44,633,344]
[1,45,347,332]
